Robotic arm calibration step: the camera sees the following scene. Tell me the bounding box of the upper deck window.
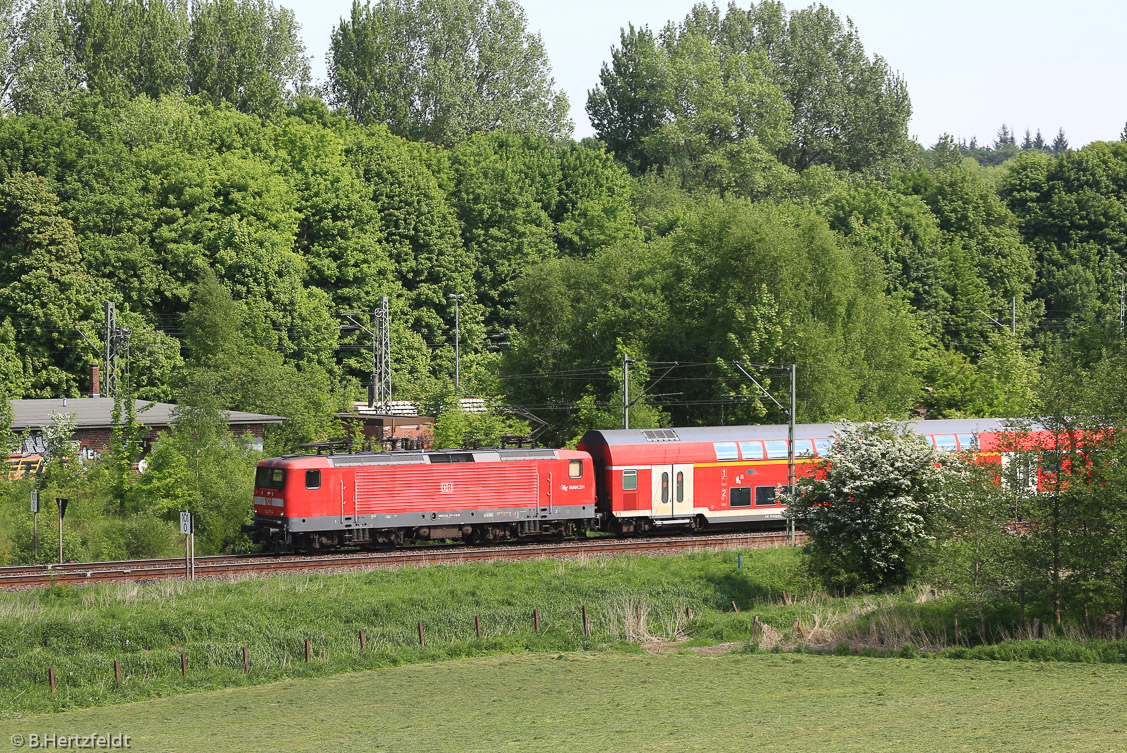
[255,467,286,490]
[765,440,788,459]
[957,433,979,451]
[739,441,765,460]
[794,439,815,457]
[714,442,739,461]
[934,434,958,452]
[813,438,834,456]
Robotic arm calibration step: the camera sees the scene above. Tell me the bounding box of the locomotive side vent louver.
[641,429,679,442]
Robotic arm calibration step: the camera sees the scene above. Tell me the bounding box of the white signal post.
[180,511,195,580]
[30,491,39,562]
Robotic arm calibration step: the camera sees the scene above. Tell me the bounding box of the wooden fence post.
[582,605,590,636]
[359,630,367,652]
[475,615,482,638]
[418,622,425,646]
[731,601,740,613]
[181,653,187,677]
[113,660,120,686]
[534,609,540,633]
[305,639,311,662]
[48,668,56,694]
[752,615,760,639]
[242,646,249,673]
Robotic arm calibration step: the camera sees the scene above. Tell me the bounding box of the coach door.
[651,465,694,519]
[672,465,693,517]
[651,466,674,518]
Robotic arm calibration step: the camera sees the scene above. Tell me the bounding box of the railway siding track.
[0,532,803,589]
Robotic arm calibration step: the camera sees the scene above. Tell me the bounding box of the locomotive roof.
[581,418,1044,447]
[264,447,565,467]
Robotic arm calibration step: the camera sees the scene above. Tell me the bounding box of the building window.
[305,470,321,489]
[730,487,752,507]
[622,469,638,491]
[569,460,583,478]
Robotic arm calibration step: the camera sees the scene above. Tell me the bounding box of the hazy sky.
[285,0,1127,148]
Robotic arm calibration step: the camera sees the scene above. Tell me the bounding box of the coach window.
[714,442,739,461]
[813,438,834,456]
[569,460,583,478]
[676,472,684,503]
[765,440,788,459]
[730,487,752,507]
[661,472,670,503]
[957,433,979,452]
[305,470,321,490]
[935,434,958,452]
[755,486,777,506]
[739,441,765,460]
[795,439,815,457]
[622,469,638,491]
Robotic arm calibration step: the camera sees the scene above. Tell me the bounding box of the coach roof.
[581,418,1043,447]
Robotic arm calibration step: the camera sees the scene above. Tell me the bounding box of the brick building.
[9,398,284,462]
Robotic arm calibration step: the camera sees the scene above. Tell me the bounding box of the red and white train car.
[249,448,596,551]
[579,418,1047,534]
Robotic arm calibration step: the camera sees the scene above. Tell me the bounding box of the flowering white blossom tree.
[785,420,959,592]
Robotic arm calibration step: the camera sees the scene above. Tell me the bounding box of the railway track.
[0,531,803,589]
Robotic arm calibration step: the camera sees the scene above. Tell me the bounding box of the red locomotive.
[250,448,596,551]
[248,418,1049,551]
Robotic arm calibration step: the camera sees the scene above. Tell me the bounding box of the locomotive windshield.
[255,467,286,490]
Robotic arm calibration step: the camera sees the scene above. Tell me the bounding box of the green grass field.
[4,650,1126,752]
[4,546,1125,722]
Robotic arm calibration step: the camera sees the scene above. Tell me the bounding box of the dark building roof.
[10,398,285,431]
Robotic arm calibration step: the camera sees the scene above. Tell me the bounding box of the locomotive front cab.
[254,465,288,518]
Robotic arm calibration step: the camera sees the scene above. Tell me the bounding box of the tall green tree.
[67,0,190,103]
[0,171,102,396]
[328,0,570,144]
[187,0,309,117]
[588,1,914,178]
[6,0,78,115]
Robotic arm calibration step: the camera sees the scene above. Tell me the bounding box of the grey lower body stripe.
[256,504,596,533]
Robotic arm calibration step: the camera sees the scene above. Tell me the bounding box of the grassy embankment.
[6,652,1127,752]
[2,546,1125,719]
